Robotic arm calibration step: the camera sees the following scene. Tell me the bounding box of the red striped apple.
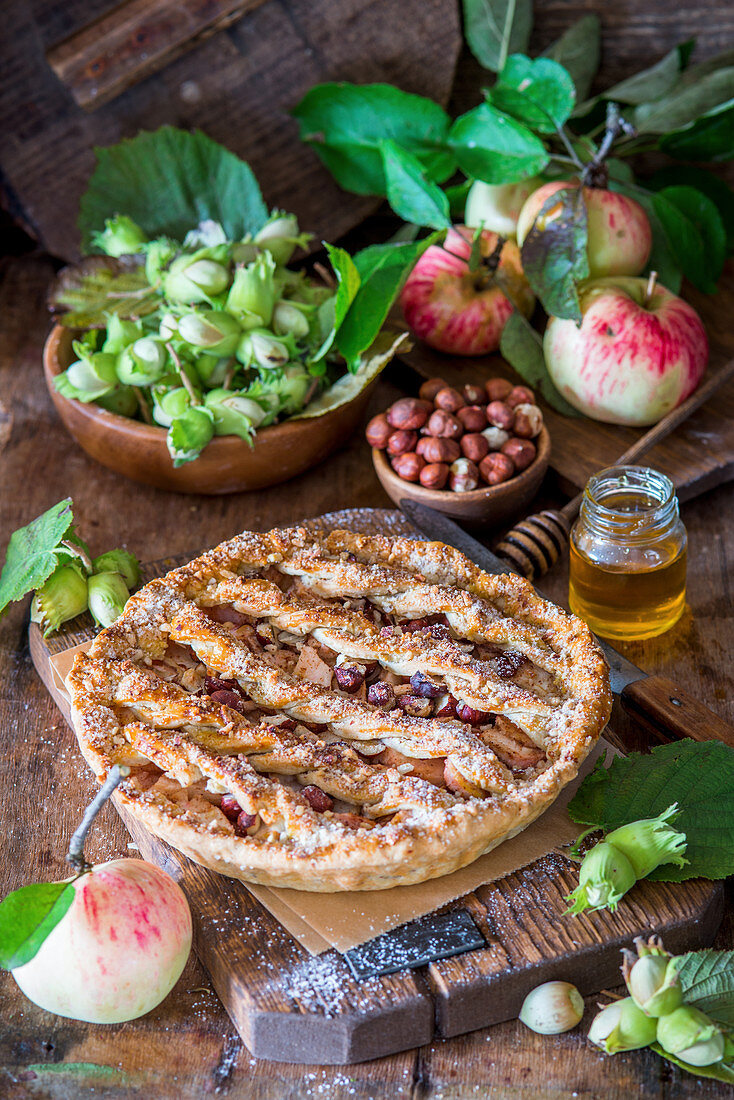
[543,277,708,425]
[517,181,652,279]
[11,859,192,1023]
[400,226,534,356]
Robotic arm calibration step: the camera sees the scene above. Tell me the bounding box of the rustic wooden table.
[1,253,732,1099]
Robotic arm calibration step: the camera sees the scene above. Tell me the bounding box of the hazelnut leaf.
[0,499,75,616]
[0,882,75,970]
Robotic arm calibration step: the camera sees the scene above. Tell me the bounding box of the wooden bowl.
[372,427,551,527]
[44,324,375,495]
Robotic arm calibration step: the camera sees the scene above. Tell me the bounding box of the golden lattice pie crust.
[66,526,612,891]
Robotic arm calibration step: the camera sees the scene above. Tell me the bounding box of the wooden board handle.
[621,676,734,749]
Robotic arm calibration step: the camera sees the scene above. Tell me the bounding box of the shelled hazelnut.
[449,458,479,492]
[502,438,536,471]
[387,429,418,456]
[391,452,425,481]
[420,462,450,489]
[416,437,461,464]
[368,377,544,496]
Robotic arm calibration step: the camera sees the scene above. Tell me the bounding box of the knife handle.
[621,676,734,749]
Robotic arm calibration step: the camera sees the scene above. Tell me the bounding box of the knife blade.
[401,500,734,749]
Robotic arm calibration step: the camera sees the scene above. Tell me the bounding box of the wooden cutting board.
[397,273,734,502]
[28,510,725,1064]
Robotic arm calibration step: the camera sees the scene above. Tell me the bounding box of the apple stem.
[66,764,130,876]
[582,103,636,187]
[644,270,659,307]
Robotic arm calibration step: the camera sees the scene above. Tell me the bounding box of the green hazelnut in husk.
[164,251,231,303]
[204,389,266,439]
[88,572,130,628]
[96,386,139,417]
[152,385,197,428]
[145,238,178,285]
[31,565,88,637]
[55,353,119,403]
[656,1006,725,1067]
[102,316,143,355]
[605,804,688,880]
[566,841,637,915]
[92,549,141,590]
[91,215,148,258]
[166,405,214,467]
[272,300,311,339]
[254,212,310,265]
[178,311,241,356]
[116,338,168,387]
[588,997,657,1054]
[236,329,290,370]
[622,936,684,1018]
[225,253,276,328]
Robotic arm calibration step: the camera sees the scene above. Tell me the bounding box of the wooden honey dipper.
[495,357,734,579]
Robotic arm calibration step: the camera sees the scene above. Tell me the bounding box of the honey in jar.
[569,466,687,641]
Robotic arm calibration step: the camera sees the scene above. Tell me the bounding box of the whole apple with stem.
[465,178,543,239]
[400,226,534,356]
[543,273,708,425]
[7,766,192,1023]
[517,180,652,280]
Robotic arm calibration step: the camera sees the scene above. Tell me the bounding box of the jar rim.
[585,465,676,514]
[579,465,679,541]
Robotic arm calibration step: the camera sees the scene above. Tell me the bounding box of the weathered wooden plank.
[47,0,269,110]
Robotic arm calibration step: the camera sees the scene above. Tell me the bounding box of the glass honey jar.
[569,466,687,641]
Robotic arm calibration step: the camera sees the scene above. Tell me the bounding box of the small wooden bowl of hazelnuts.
[369,377,550,526]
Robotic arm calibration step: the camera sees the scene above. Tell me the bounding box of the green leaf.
[336,236,441,370]
[602,42,693,106]
[379,140,451,229]
[650,1044,734,1084]
[634,68,734,133]
[0,881,75,969]
[648,166,734,251]
[50,259,160,328]
[520,186,589,322]
[491,55,576,132]
[567,739,734,881]
[542,15,601,102]
[296,331,409,418]
[678,949,734,1028]
[449,103,549,183]
[499,311,581,415]
[612,182,682,293]
[79,127,268,250]
[293,84,454,198]
[445,180,472,218]
[0,500,75,616]
[311,244,361,363]
[660,99,734,162]
[652,187,727,293]
[461,0,533,73]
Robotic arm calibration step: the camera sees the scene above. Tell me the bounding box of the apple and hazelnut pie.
[66,526,611,891]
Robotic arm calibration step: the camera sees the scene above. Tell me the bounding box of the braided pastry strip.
[190,574,559,725]
[69,654,463,838]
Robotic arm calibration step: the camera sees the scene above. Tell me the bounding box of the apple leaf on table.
[499,312,580,416]
[541,15,601,103]
[648,166,734,251]
[380,141,451,230]
[520,187,589,322]
[652,186,727,293]
[461,0,533,73]
[0,499,76,616]
[490,55,576,133]
[293,84,455,198]
[0,882,75,970]
[567,740,734,882]
[449,103,549,184]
